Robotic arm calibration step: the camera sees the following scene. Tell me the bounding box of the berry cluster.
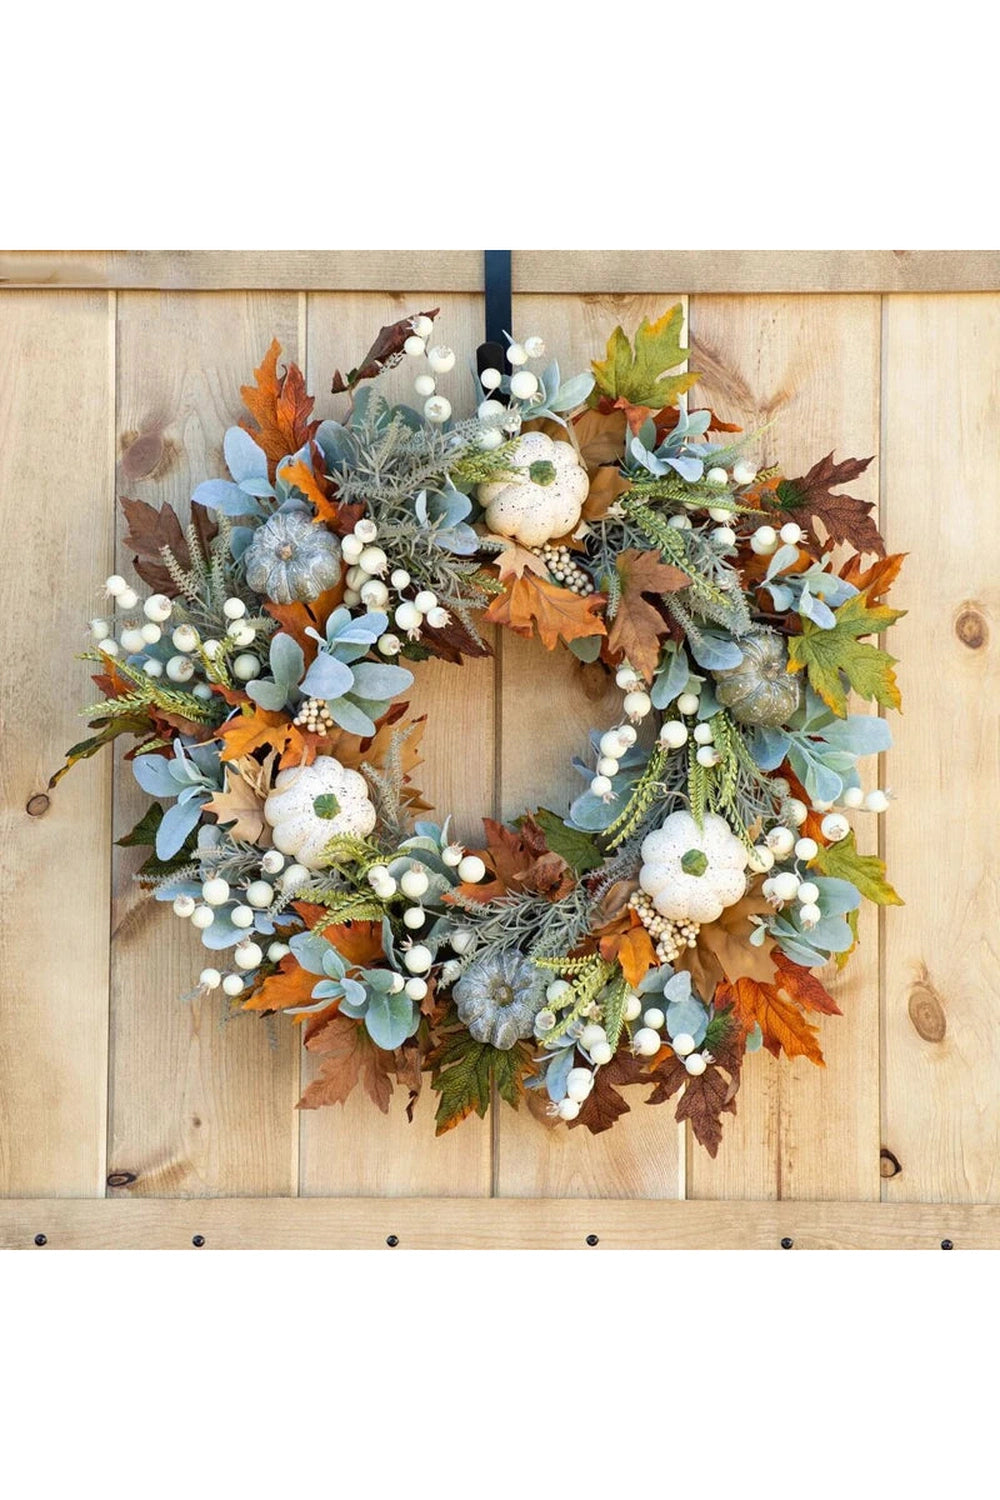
[627,888,701,964]
[536,542,595,596]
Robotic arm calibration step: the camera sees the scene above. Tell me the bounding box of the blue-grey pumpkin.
[244,511,342,604]
[452,948,548,1050]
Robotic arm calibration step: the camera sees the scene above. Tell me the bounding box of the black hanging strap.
[477,249,512,383]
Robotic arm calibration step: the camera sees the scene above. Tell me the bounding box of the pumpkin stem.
[680,848,709,877]
[277,542,295,560]
[493,983,515,1008]
[313,793,342,820]
[527,459,556,486]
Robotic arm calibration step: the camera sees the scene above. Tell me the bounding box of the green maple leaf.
[813,831,903,906]
[429,1020,532,1134]
[787,591,906,715]
[590,304,699,410]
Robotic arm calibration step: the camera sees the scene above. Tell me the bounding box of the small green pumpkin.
[244,511,342,604]
[452,949,548,1050]
[713,632,802,727]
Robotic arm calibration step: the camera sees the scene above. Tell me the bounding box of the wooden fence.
[1,250,998,1249]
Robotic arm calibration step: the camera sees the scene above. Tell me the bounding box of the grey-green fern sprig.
[444,883,595,980]
[531,955,614,1047]
[361,722,422,852]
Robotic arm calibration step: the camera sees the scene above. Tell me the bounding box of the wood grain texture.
[882,294,1000,1202]
[3,250,999,293]
[299,292,491,1196]
[110,291,302,1198]
[0,291,114,1195]
[685,295,884,1202]
[495,294,686,1199]
[0,1196,992,1250]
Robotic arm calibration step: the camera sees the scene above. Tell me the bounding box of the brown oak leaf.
[330,309,440,394]
[216,706,315,767]
[607,549,690,683]
[202,761,272,845]
[778,452,884,558]
[298,1013,394,1112]
[645,1023,745,1156]
[568,1051,648,1135]
[448,817,575,905]
[484,573,606,651]
[119,496,218,597]
[583,466,632,520]
[264,586,343,662]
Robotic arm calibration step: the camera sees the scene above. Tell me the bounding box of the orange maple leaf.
[239,341,319,477]
[217,706,315,766]
[292,902,384,969]
[242,955,317,1012]
[770,951,841,1016]
[484,573,606,651]
[838,551,907,601]
[600,923,658,988]
[717,974,825,1066]
[264,586,343,663]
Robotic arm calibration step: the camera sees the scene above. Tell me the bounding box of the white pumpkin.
[639,811,748,924]
[263,756,376,869]
[478,432,589,547]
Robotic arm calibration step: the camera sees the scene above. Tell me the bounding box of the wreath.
[59,306,904,1155]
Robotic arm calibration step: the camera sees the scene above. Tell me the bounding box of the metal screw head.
[192,1234,206,1247]
[585,1234,599,1247]
[780,1236,794,1250]
[941,1239,954,1251]
[385,1234,399,1247]
[34,1233,47,1247]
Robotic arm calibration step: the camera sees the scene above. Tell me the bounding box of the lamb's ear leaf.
[300,652,354,701]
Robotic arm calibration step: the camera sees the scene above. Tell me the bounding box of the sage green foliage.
[523,809,603,874]
[115,801,198,878]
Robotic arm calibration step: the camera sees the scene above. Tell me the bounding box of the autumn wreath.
[60,307,903,1154]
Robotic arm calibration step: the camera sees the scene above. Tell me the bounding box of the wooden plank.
[882,294,1000,1202]
[685,295,884,1202]
[110,291,303,1197]
[298,292,492,1196]
[0,1196,993,1250]
[495,294,686,1199]
[0,291,114,1195]
[2,251,999,294]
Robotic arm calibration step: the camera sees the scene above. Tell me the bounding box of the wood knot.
[25,793,50,817]
[106,1170,137,1188]
[908,967,947,1043]
[954,604,988,650]
[880,1148,903,1179]
[578,660,611,702]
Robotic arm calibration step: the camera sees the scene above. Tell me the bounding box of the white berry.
[693,722,714,745]
[786,798,808,827]
[624,992,642,1022]
[231,905,255,929]
[696,746,721,768]
[772,871,801,902]
[267,942,290,962]
[105,575,128,597]
[546,980,573,1003]
[506,342,527,366]
[227,621,256,646]
[706,466,729,486]
[733,459,757,485]
[458,855,486,884]
[140,622,162,645]
[144,594,173,622]
[358,546,387,577]
[797,881,820,905]
[450,929,475,955]
[599,731,627,759]
[120,628,146,654]
[400,866,430,900]
[166,655,195,683]
[221,974,244,997]
[842,786,865,809]
[590,775,613,796]
[589,1041,613,1066]
[478,427,504,450]
[659,721,689,750]
[424,395,452,424]
[766,826,795,858]
[427,345,456,374]
[643,1008,665,1031]
[403,906,425,930]
[750,525,778,555]
[404,976,428,1000]
[523,336,545,358]
[442,844,464,868]
[633,1027,661,1057]
[623,691,652,722]
[667,514,691,530]
[395,601,422,634]
[677,691,700,716]
[794,837,819,862]
[117,587,139,610]
[480,367,502,391]
[747,844,774,873]
[684,1052,708,1076]
[711,526,737,546]
[403,334,425,358]
[173,895,196,918]
[143,660,163,678]
[865,790,890,814]
[821,812,851,842]
[566,1067,595,1102]
[404,945,433,974]
[341,533,364,563]
[412,315,434,340]
[580,1024,607,1051]
[199,968,221,988]
[377,634,401,657]
[390,568,411,591]
[780,522,804,545]
[672,1032,696,1057]
[616,724,638,747]
[261,850,285,875]
[426,605,450,630]
[235,942,263,970]
[246,881,274,909]
[557,1098,581,1121]
[202,877,230,906]
[509,369,538,400]
[232,653,261,681]
[223,597,247,620]
[190,905,215,930]
[281,864,310,893]
[596,756,619,778]
[708,506,734,523]
[97,638,119,657]
[799,902,822,929]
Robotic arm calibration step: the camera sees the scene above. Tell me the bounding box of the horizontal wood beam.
[1,250,997,294]
[0,1198,994,1250]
